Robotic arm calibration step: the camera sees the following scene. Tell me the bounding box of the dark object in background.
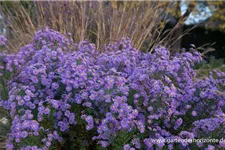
[182,25,225,60]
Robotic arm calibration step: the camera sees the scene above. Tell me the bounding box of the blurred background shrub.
[1,1,225,58]
[0,1,167,52]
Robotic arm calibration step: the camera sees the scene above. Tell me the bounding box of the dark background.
[182,25,225,59]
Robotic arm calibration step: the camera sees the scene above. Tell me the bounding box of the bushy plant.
[0,28,225,150]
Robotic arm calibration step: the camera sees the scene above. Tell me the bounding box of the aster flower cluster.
[0,27,224,150]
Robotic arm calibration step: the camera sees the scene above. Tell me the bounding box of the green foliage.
[0,108,10,136]
[0,54,11,143]
[59,104,98,150]
[195,56,225,77]
[110,130,137,150]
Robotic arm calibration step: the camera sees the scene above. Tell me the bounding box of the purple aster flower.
[105,76,115,89]
[10,102,16,108]
[41,138,47,143]
[124,144,131,150]
[16,95,22,100]
[24,95,31,102]
[56,111,62,120]
[104,95,111,103]
[75,96,82,104]
[69,114,75,124]
[30,120,39,131]
[86,125,93,130]
[66,86,72,92]
[81,92,88,99]
[58,121,69,132]
[31,76,39,83]
[205,145,215,150]
[33,131,39,136]
[132,138,141,149]
[22,120,30,128]
[156,138,165,148]
[52,82,59,89]
[38,115,43,122]
[191,111,197,116]
[51,51,57,57]
[147,106,153,112]
[6,143,14,150]
[110,104,118,112]
[219,140,225,148]
[121,118,129,129]
[65,110,70,117]
[143,138,153,148]
[29,103,36,109]
[197,142,203,148]
[98,141,109,148]
[168,144,173,150]
[46,141,51,147]
[51,100,59,109]
[21,131,28,138]
[27,113,34,119]
[44,108,50,115]
[200,91,206,98]
[83,102,92,107]
[174,118,183,129]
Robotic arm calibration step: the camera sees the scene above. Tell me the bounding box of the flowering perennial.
[0,27,224,150]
